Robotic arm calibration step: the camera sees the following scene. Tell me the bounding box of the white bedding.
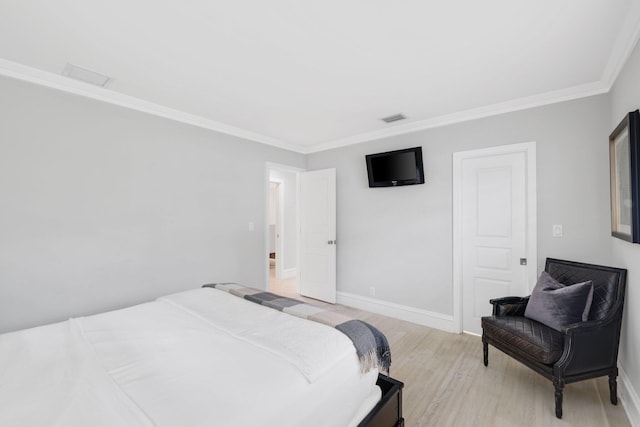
[0,288,380,427]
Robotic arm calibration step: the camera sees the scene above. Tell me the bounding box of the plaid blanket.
[203,283,391,375]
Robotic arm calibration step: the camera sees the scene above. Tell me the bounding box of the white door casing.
[453,142,537,335]
[299,168,337,303]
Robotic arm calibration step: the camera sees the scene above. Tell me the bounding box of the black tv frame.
[365,146,425,188]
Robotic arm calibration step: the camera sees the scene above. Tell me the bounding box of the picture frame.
[609,110,640,243]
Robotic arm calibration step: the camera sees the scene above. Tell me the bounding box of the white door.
[299,168,336,303]
[457,144,535,335]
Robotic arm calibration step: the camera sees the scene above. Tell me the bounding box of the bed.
[0,285,404,426]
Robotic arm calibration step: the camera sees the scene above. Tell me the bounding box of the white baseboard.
[336,291,457,333]
[620,365,640,427]
[281,268,296,279]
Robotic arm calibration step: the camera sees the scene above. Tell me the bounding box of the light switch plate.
[552,224,563,238]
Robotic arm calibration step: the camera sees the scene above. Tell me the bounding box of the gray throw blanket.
[203,283,391,375]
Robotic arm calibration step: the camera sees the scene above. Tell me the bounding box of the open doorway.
[268,180,280,275]
[266,164,302,297]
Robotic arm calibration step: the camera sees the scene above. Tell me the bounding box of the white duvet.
[0,288,380,427]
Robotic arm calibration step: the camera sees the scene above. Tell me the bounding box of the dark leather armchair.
[481,258,627,418]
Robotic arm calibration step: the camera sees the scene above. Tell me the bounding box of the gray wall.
[610,38,640,418]
[0,76,304,333]
[307,95,612,315]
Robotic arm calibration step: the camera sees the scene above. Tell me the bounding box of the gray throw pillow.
[524,271,594,332]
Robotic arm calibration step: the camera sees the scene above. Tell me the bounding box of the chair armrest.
[556,312,623,375]
[489,296,530,316]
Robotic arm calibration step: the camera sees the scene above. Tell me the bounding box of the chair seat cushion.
[482,316,565,365]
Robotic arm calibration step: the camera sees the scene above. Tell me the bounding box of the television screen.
[365,146,425,187]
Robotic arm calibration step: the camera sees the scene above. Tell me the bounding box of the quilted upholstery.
[482,258,627,419]
[546,264,618,321]
[482,316,564,364]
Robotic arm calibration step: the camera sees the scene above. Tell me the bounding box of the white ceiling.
[1,1,640,153]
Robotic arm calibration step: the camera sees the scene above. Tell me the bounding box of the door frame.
[264,162,305,291]
[452,141,537,334]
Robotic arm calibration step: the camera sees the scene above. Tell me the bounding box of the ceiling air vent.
[62,63,112,87]
[380,113,406,123]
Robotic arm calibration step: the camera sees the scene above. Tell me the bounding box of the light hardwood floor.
[269,271,631,427]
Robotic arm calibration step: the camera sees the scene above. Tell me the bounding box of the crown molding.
[601,1,640,89]
[0,58,306,153]
[306,8,640,154]
[0,52,631,156]
[305,80,609,153]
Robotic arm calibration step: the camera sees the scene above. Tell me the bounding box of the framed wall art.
[609,109,640,243]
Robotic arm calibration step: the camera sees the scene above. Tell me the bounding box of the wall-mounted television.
[365,146,425,187]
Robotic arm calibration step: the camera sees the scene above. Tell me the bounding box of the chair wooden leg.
[482,338,488,367]
[553,377,564,419]
[609,371,618,405]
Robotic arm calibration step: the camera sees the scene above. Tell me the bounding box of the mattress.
[0,288,380,426]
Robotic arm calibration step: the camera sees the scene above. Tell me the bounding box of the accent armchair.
[481,258,627,418]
